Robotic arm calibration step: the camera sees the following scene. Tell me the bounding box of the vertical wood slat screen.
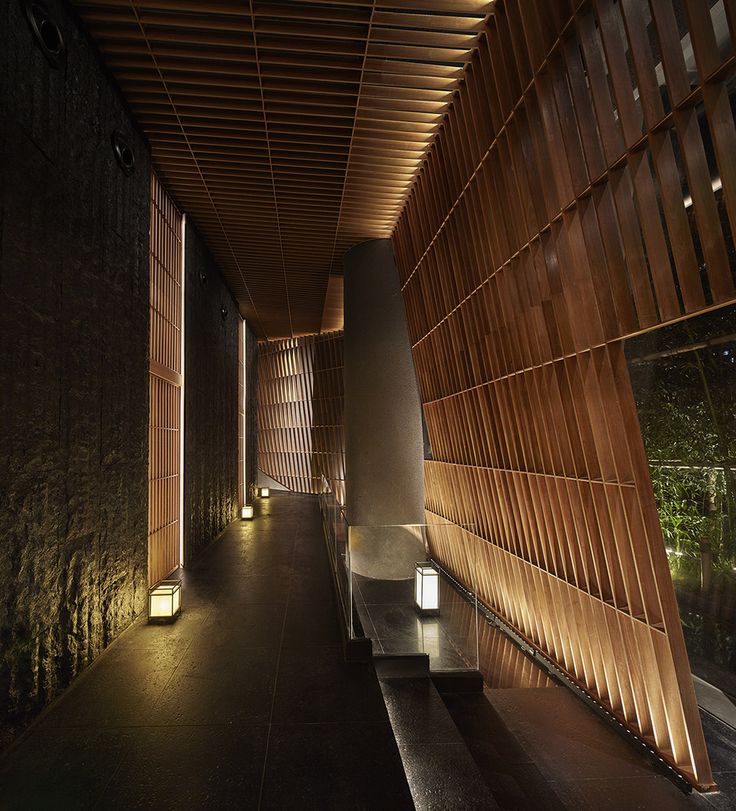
[238,319,246,507]
[257,332,344,503]
[393,0,736,789]
[148,174,183,587]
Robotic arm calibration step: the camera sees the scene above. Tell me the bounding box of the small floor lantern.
[241,504,254,519]
[259,487,270,498]
[415,562,440,616]
[149,579,182,623]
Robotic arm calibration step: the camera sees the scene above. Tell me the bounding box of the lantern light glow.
[414,562,439,615]
[148,579,182,622]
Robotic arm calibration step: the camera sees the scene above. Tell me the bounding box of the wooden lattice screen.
[148,174,183,586]
[392,0,736,789]
[257,332,344,503]
[238,319,246,508]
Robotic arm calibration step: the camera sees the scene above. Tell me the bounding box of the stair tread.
[379,677,500,810]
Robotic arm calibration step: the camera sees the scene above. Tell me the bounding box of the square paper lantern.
[241,505,254,519]
[259,487,270,498]
[415,563,439,615]
[148,579,182,622]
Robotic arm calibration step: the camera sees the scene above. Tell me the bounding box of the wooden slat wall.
[393,0,736,789]
[238,318,246,507]
[312,332,346,505]
[257,331,345,502]
[148,173,183,586]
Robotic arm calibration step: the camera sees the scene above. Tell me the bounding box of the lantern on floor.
[414,562,440,616]
[259,487,270,498]
[241,505,254,519]
[148,579,182,622]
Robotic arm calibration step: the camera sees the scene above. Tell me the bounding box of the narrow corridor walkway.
[0,493,413,810]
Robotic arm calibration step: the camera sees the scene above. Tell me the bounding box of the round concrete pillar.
[343,238,425,579]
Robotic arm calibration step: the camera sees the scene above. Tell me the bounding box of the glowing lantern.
[148,580,182,622]
[414,563,439,615]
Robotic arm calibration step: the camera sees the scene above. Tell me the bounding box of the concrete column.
[343,238,425,579]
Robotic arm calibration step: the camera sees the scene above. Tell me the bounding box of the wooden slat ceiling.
[70,0,491,338]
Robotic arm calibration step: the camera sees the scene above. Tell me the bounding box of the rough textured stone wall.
[184,224,240,561]
[0,0,150,747]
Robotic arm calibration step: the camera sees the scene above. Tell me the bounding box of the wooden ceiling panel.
[70,0,491,337]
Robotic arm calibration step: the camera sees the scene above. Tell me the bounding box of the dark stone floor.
[353,573,479,670]
[0,493,413,810]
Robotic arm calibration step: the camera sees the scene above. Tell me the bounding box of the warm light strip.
[179,213,187,567]
[246,319,248,507]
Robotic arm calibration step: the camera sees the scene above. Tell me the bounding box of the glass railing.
[348,520,479,672]
[318,475,352,637]
[318,477,481,671]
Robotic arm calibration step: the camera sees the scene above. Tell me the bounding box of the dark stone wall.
[245,320,259,502]
[0,0,150,746]
[184,224,240,561]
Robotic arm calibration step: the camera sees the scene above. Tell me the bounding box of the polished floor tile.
[271,645,386,724]
[104,723,269,810]
[0,726,136,809]
[260,722,413,811]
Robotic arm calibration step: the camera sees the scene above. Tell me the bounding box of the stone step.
[374,652,430,679]
[431,669,484,694]
[378,676,500,810]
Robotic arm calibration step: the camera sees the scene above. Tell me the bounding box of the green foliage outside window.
[629,315,736,593]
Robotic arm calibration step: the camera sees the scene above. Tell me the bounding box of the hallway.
[0,494,412,810]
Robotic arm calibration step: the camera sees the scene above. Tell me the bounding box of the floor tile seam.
[267,720,395,728]
[89,722,140,809]
[0,617,165,762]
[0,614,201,776]
[88,596,209,799]
[256,532,299,811]
[39,721,273,731]
[145,622,201,708]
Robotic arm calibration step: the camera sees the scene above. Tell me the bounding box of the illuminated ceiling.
[70,0,490,337]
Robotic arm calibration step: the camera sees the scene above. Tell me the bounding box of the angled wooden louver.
[257,331,345,502]
[68,0,491,339]
[392,0,736,790]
